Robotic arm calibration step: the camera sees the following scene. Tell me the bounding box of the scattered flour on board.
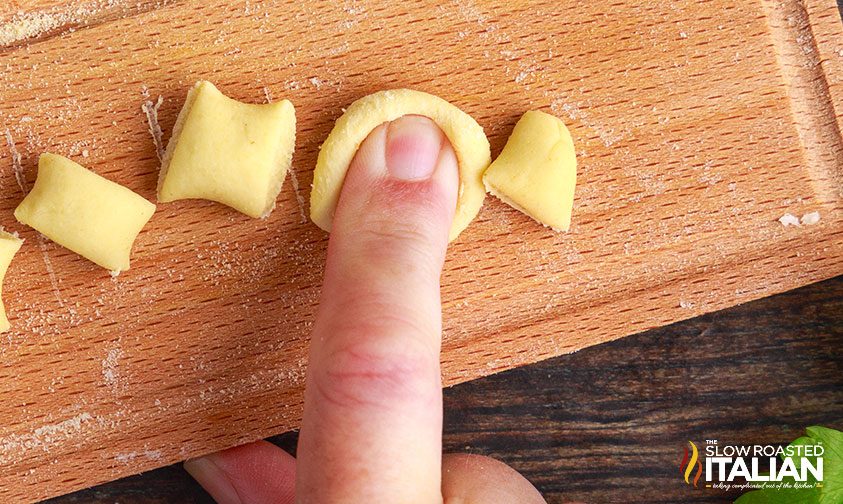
[38,241,64,308]
[450,0,546,90]
[338,9,366,31]
[343,3,366,16]
[326,41,350,56]
[287,165,308,224]
[4,128,27,192]
[0,413,93,464]
[800,211,820,225]
[514,64,541,84]
[114,449,162,464]
[0,6,84,45]
[141,87,165,162]
[0,0,133,46]
[4,130,65,307]
[779,211,820,227]
[263,88,307,222]
[102,345,123,390]
[285,78,334,91]
[551,99,624,147]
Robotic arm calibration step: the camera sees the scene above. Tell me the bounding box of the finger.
[184,440,296,504]
[298,115,459,503]
[441,453,547,504]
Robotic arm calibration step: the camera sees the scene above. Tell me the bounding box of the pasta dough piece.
[0,231,23,332]
[14,153,156,272]
[483,110,577,232]
[310,89,491,241]
[158,80,296,218]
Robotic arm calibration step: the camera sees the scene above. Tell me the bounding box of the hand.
[184,115,546,504]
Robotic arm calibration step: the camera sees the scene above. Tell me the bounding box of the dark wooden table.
[42,275,843,503]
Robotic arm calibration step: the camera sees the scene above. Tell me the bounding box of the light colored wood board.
[0,0,179,48]
[763,0,842,201]
[806,1,843,119]
[0,0,840,501]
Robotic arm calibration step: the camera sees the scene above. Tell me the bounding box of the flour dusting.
[4,129,66,306]
[4,129,27,192]
[778,213,801,227]
[102,345,123,390]
[261,88,306,222]
[141,87,165,162]
[288,165,307,223]
[0,413,93,464]
[800,211,820,225]
[551,99,624,147]
[0,1,134,46]
[115,449,162,464]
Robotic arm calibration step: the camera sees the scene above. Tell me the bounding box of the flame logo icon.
[679,441,703,487]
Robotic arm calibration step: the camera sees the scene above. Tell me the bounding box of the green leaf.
[735,426,843,504]
[807,427,843,504]
[735,485,814,504]
[788,436,819,481]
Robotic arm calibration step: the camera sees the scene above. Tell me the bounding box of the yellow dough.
[158,80,296,218]
[310,89,491,241]
[483,110,577,232]
[0,231,23,332]
[14,153,156,272]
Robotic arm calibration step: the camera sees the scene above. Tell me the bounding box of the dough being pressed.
[483,110,577,232]
[0,231,23,332]
[14,153,156,272]
[310,89,491,241]
[158,80,296,218]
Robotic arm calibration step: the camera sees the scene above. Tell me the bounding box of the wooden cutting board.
[0,0,841,501]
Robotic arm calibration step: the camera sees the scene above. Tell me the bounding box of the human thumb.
[296,115,458,501]
[315,114,459,334]
[326,114,458,286]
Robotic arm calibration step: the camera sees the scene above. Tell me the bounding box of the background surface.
[43,275,843,503]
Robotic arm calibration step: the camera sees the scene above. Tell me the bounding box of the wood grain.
[0,0,841,501]
[0,1,179,48]
[42,276,843,503]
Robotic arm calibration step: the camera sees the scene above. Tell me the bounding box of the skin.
[184,115,548,504]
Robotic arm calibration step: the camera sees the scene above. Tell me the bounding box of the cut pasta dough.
[14,153,156,272]
[483,110,577,232]
[0,231,23,332]
[310,89,491,241]
[158,80,296,218]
